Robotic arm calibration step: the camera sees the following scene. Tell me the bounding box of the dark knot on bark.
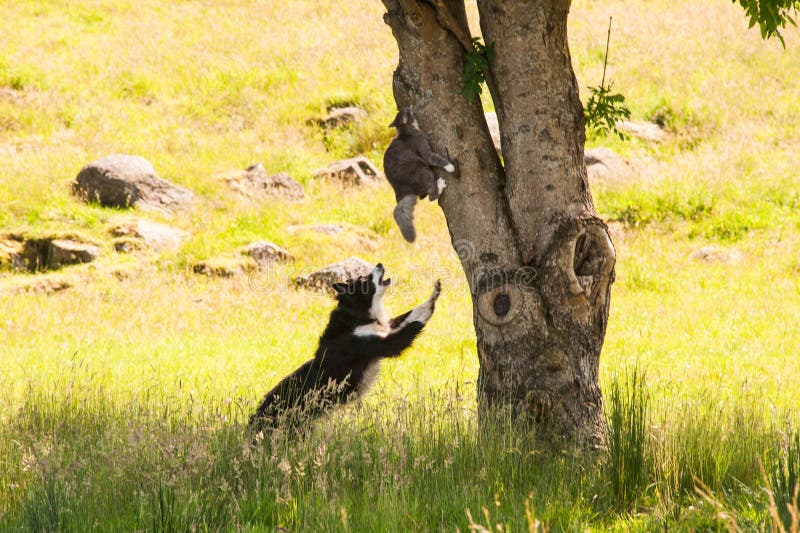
[493,292,511,317]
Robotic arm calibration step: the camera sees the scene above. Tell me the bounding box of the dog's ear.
[331,282,347,295]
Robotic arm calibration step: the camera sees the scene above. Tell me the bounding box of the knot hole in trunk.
[570,224,616,299]
[474,265,532,326]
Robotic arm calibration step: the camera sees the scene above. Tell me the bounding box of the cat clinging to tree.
[383,107,456,242]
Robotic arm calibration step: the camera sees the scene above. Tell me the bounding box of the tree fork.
[383,0,615,446]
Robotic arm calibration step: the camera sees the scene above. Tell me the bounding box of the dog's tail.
[393,194,417,242]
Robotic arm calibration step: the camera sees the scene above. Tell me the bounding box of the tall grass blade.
[605,367,649,507]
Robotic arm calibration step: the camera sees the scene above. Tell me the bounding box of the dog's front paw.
[431,279,442,300]
[427,280,442,314]
[407,281,442,324]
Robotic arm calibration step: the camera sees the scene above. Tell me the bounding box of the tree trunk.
[382,0,615,445]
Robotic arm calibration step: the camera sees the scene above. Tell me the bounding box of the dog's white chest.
[352,322,390,338]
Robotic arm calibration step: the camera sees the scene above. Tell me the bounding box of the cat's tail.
[393,195,417,242]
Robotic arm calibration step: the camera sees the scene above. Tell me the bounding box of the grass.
[768,428,800,532]
[1,0,800,530]
[605,367,649,508]
[2,374,798,531]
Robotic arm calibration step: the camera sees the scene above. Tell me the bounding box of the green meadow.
[1,0,799,530]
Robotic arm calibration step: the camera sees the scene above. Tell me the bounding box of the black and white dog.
[249,263,441,432]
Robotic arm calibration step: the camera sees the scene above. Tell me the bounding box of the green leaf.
[461,37,493,102]
[732,0,800,46]
[584,19,631,140]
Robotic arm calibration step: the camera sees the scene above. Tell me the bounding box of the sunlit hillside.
[1,1,799,530]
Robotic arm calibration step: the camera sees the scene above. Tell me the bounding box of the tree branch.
[424,0,504,122]
[476,0,591,265]
[424,0,473,51]
[382,0,520,271]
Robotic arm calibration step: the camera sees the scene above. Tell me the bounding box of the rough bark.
[382,0,615,445]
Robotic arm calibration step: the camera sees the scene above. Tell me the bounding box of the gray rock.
[110,218,188,252]
[221,163,304,200]
[312,157,382,186]
[690,246,742,264]
[295,257,373,293]
[241,240,293,268]
[112,238,146,254]
[72,154,194,212]
[1,235,99,271]
[309,106,368,128]
[616,120,667,143]
[585,147,635,188]
[192,256,256,277]
[47,239,99,268]
[286,224,345,236]
[9,276,73,294]
[0,238,26,271]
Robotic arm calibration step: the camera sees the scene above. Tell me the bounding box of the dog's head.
[388,107,418,130]
[331,263,391,323]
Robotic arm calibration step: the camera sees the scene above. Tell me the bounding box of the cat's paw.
[436,178,446,195]
[444,163,455,173]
